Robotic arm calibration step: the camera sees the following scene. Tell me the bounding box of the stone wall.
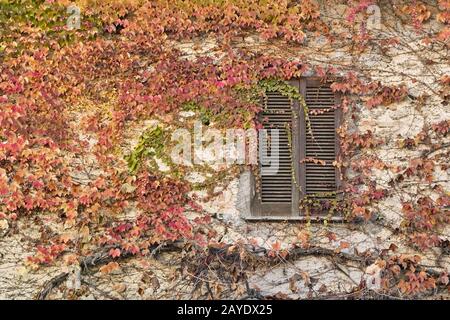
[0,2,449,299]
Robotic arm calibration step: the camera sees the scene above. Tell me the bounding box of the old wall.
[0,2,449,299]
[164,4,450,299]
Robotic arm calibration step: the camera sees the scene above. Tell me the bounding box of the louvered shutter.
[260,91,292,204]
[252,81,300,217]
[300,79,341,216]
[250,78,341,220]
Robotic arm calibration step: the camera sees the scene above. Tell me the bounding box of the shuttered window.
[250,78,342,220]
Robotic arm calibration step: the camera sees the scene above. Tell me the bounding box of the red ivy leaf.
[109,248,121,258]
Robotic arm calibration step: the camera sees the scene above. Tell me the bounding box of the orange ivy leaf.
[99,262,120,274]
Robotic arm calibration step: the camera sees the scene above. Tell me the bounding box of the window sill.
[244,215,345,223]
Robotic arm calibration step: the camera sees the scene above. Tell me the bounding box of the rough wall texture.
[0,2,449,300]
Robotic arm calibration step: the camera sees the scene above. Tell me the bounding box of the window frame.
[248,77,343,222]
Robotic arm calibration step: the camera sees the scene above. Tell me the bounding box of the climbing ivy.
[0,0,449,299]
[126,126,168,174]
[258,79,312,135]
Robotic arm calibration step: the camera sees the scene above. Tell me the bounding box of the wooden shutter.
[252,81,300,218]
[250,78,341,220]
[300,79,341,216]
[260,91,292,204]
